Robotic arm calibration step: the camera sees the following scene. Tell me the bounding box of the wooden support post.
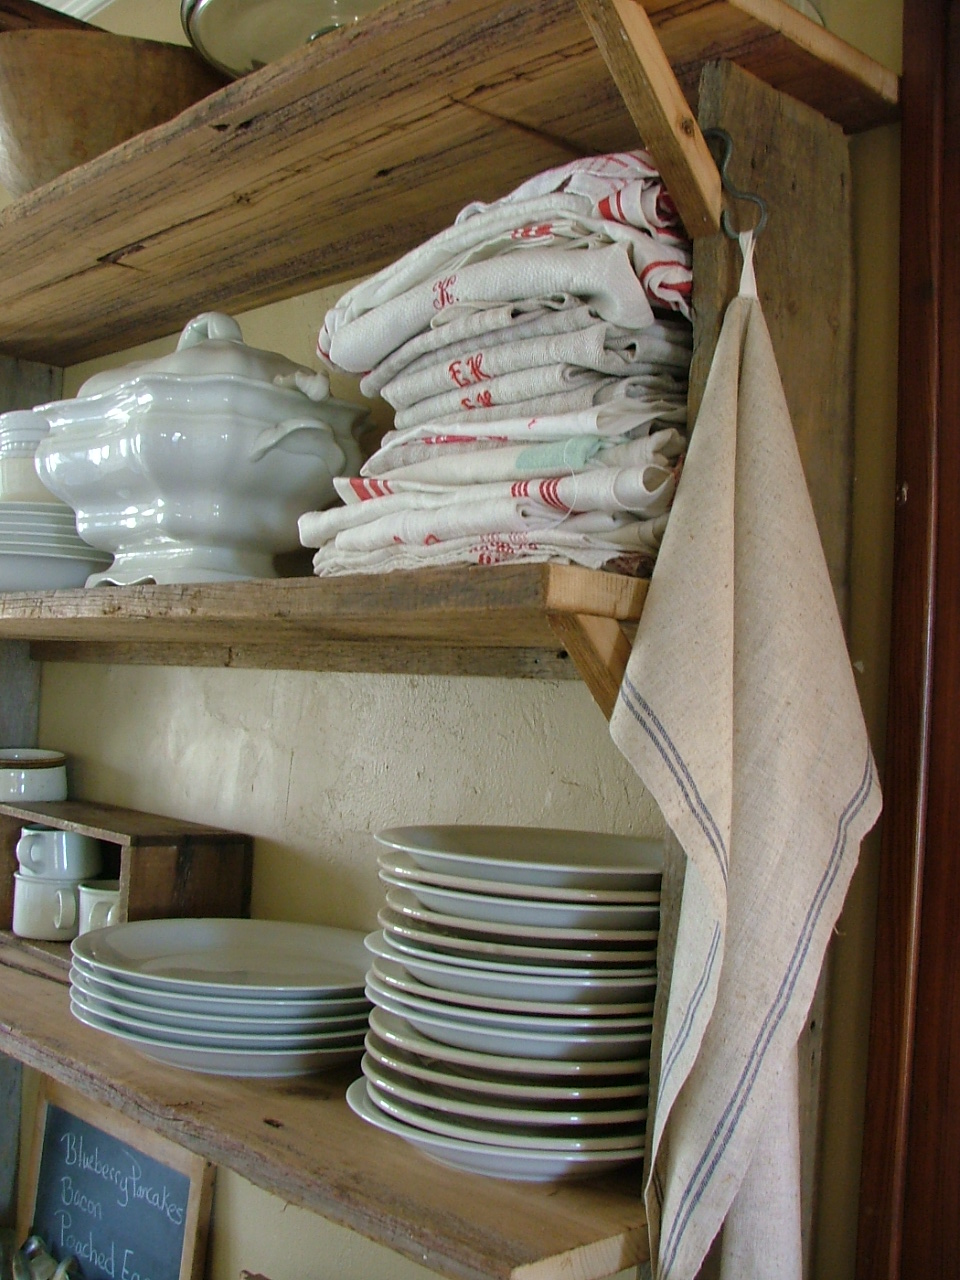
[690,60,855,1276]
[0,351,62,1241]
[576,0,722,237]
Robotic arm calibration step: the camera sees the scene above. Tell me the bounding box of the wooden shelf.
[0,0,897,366]
[0,800,254,954]
[0,565,648,716]
[0,940,647,1280]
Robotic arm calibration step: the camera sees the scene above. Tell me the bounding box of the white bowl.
[0,548,112,590]
[34,312,368,585]
[0,748,67,801]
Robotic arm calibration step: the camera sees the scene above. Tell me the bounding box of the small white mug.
[16,827,102,880]
[78,880,121,935]
[12,872,79,941]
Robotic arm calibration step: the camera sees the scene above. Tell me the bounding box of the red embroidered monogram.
[460,389,495,411]
[447,352,491,388]
[432,275,458,309]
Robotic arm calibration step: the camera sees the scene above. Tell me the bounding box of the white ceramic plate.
[377,850,662,905]
[367,988,652,1061]
[70,988,368,1049]
[379,908,657,968]
[70,969,371,1034]
[69,957,369,1018]
[347,1078,644,1182]
[72,918,370,995]
[365,968,654,1033]
[368,954,654,1017]
[364,1031,649,1103]
[71,999,364,1077]
[384,888,658,945]
[363,1076,644,1151]
[368,1009,646,1079]
[367,929,656,988]
[375,826,663,890]
[361,1055,648,1128]
[378,870,660,931]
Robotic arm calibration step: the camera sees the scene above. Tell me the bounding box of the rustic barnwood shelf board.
[0,566,647,708]
[0,0,897,365]
[0,942,647,1280]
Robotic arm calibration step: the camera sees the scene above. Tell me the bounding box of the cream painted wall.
[22,1,903,1278]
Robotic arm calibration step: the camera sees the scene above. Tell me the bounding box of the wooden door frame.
[856,2,960,1276]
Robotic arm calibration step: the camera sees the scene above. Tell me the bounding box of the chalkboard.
[20,1081,214,1280]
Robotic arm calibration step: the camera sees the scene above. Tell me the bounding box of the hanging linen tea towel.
[609,233,881,1280]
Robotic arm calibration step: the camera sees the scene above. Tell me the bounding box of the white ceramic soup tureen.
[34,312,368,585]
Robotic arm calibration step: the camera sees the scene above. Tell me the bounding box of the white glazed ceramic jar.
[0,749,68,802]
[33,313,368,585]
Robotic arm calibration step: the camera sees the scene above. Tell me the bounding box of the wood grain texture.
[644,0,899,130]
[0,565,646,650]
[857,4,960,1279]
[546,613,635,718]
[692,58,854,622]
[0,1054,20,1227]
[27,640,579,679]
[0,948,648,1280]
[576,0,722,237]
[0,31,226,197]
[0,0,897,365]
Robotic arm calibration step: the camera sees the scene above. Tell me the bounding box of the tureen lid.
[77,312,331,401]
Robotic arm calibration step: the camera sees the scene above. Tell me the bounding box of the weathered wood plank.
[692,58,854,621]
[27,640,578,679]
[0,949,648,1280]
[0,0,896,365]
[644,0,899,130]
[687,58,855,1275]
[0,1055,19,1227]
[0,566,647,649]
[0,353,60,1240]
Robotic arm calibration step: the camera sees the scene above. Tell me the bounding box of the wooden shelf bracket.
[547,612,636,719]
[576,0,723,237]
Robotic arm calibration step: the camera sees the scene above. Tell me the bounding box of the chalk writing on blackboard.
[22,1082,214,1280]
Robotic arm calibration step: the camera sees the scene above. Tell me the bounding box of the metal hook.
[703,128,769,239]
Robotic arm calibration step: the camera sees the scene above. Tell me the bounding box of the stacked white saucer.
[349,825,662,1182]
[0,502,113,589]
[0,408,113,587]
[69,917,372,1078]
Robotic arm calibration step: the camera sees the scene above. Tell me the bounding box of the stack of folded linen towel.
[300,150,693,577]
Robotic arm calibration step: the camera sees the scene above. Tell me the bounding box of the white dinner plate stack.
[348,825,663,1182]
[0,501,113,589]
[69,917,372,1077]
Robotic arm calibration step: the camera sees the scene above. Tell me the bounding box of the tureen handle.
[249,419,346,469]
[177,312,244,349]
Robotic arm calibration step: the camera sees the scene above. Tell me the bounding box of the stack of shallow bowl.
[69,918,372,1078]
[349,825,662,1182]
[0,408,113,587]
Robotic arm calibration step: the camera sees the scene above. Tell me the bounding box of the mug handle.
[15,832,43,873]
[54,889,77,931]
[89,899,118,931]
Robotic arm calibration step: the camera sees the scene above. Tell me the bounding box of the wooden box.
[0,799,253,964]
